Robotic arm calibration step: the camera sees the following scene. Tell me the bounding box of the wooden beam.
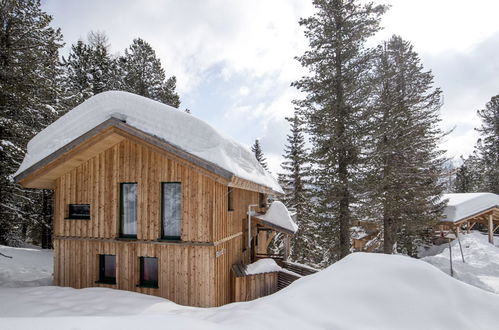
[489,214,495,244]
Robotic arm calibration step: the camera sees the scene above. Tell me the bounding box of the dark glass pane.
[104,255,116,279]
[162,183,181,238]
[142,257,158,283]
[121,183,137,236]
[69,204,90,218]
[228,187,233,210]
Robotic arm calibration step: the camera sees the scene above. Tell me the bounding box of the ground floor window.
[98,254,116,284]
[139,257,158,288]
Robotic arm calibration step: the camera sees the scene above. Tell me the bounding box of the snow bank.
[245,258,283,275]
[0,245,53,288]
[423,231,499,294]
[15,91,283,194]
[442,193,499,223]
[2,251,499,329]
[255,201,298,233]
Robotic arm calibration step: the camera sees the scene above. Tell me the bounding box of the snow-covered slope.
[2,250,499,329]
[423,232,499,294]
[442,193,499,222]
[0,245,52,288]
[15,91,282,193]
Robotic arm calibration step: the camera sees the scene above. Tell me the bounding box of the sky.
[42,0,499,174]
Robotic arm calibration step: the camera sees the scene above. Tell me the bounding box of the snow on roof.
[255,201,298,233]
[442,193,499,223]
[245,258,283,275]
[15,91,283,193]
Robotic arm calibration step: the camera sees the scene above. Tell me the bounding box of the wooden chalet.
[14,91,300,307]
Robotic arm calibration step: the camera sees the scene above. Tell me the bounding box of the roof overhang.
[15,118,277,194]
[251,216,296,235]
[439,206,499,226]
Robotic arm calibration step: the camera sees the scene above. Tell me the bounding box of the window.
[98,254,116,284]
[67,204,90,219]
[228,187,234,211]
[259,193,267,208]
[161,182,182,240]
[139,257,158,288]
[120,183,137,238]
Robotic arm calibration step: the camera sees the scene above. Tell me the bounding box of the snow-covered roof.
[442,193,499,223]
[15,91,283,193]
[255,201,298,233]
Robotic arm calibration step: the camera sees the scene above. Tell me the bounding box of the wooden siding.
[54,237,215,307]
[214,235,243,306]
[51,136,272,307]
[231,271,278,302]
[54,138,226,242]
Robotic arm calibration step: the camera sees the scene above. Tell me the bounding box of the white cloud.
[43,0,499,175]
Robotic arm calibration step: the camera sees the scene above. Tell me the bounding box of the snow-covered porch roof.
[441,193,499,225]
[252,201,298,235]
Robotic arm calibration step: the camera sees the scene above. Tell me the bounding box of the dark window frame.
[259,193,267,208]
[119,182,138,239]
[138,256,159,288]
[66,204,91,220]
[96,254,116,285]
[160,182,182,241]
[228,187,234,211]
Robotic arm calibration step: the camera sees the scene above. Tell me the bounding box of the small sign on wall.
[215,248,225,258]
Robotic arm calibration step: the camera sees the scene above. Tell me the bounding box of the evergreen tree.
[293,0,387,261]
[62,31,121,109]
[365,35,446,256]
[251,139,268,170]
[453,155,480,193]
[278,114,321,265]
[119,38,180,107]
[474,95,499,194]
[0,0,64,246]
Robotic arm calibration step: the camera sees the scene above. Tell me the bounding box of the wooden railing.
[231,260,319,301]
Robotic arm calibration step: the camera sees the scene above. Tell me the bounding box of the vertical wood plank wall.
[53,238,215,307]
[52,137,264,307]
[232,272,279,303]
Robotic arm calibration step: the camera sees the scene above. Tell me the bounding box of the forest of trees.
[0,0,179,247]
[275,0,499,267]
[1,0,497,270]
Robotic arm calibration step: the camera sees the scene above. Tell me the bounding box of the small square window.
[98,254,116,284]
[139,257,158,288]
[67,204,90,219]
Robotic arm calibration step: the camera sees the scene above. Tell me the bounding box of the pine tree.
[453,155,480,193]
[251,139,268,170]
[278,114,321,265]
[293,0,387,262]
[119,38,180,107]
[365,35,446,256]
[0,0,64,246]
[62,31,121,109]
[474,95,499,194]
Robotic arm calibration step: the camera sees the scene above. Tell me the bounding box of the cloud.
[42,0,499,175]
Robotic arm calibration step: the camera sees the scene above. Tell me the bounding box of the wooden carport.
[439,193,499,244]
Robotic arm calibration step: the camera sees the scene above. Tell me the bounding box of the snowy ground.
[1,239,499,329]
[0,245,53,287]
[422,231,499,294]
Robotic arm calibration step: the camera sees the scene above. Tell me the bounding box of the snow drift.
[423,231,499,294]
[14,91,282,193]
[2,252,499,329]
